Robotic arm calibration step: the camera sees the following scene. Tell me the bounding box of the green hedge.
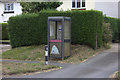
[8,10,103,48]
[104,17,120,42]
[0,23,9,40]
[8,14,39,48]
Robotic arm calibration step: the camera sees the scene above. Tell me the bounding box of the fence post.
[45,45,48,65]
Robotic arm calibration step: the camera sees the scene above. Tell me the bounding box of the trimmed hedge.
[0,23,9,40]
[8,10,103,48]
[8,14,39,48]
[104,17,120,42]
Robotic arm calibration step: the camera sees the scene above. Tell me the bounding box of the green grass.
[2,45,45,61]
[2,62,59,76]
[2,44,106,63]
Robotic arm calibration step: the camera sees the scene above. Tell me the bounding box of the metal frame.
[48,17,71,60]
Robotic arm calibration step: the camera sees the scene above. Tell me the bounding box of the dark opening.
[72,0,75,8]
[82,0,85,7]
[77,0,80,8]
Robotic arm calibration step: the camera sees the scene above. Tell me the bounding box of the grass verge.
[2,62,59,76]
[2,45,45,61]
[2,45,106,63]
[50,45,106,63]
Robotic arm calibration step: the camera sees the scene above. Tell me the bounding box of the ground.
[0,44,59,77]
[0,44,11,54]
[2,45,45,61]
[1,43,119,78]
[2,44,106,63]
[2,62,59,77]
[5,43,118,78]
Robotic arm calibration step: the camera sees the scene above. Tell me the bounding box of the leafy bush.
[8,10,103,48]
[20,2,63,13]
[104,17,120,42]
[0,23,9,40]
[103,23,112,43]
[102,23,112,48]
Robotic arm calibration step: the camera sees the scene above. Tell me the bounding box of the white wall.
[14,2,22,15]
[57,0,95,11]
[0,2,22,23]
[0,3,4,23]
[86,0,95,10]
[95,0,120,18]
[57,0,72,11]
[118,1,120,18]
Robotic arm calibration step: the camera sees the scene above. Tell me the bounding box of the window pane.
[50,21,56,40]
[72,0,75,8]
[11,4,13,10]
[5,4,7,10]
[77,0,81,8]
[64,20,70,39]
[57,21,62,40]
[82,0,85,7]
[4,3,14,11]
[50,21,62,40]
[8,4,10,10]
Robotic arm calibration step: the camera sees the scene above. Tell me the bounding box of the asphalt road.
[4,43,119,78]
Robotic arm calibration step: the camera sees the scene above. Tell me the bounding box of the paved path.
[0,44,11,54]
[3,43,119,78]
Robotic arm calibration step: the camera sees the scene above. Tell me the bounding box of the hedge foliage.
[0,23,9,40]
[8,10,103,48]
[39,10,103,48]
[104,17,120,42]
[8,14,39,47]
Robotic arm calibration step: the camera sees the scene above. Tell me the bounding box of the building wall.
[57,0,72,11]
[0,3,4,23]
[0,2,22,23]
[57,0,95,11]
[95,0,119,18]
[86,0,95,10]
[118,1,120,18]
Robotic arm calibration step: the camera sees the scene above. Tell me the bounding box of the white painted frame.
[72,0,86,9]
